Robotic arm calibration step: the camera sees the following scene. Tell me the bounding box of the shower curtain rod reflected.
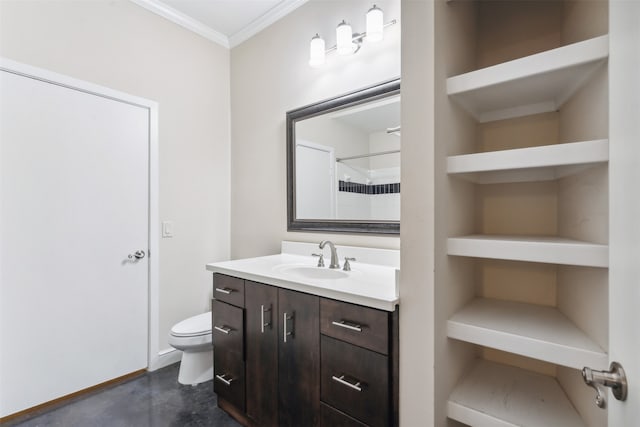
[336,149,401,162]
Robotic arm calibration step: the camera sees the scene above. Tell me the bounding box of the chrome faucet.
[319,240,340,269]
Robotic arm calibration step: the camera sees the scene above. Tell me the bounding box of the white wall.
[230,0,401,258]
[400,0,436,425]
[0,0,231,364]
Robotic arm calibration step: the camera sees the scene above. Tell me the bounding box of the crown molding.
[228,0,309,48]
[129,0,230,48]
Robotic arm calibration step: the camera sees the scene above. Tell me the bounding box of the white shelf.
[447,35,609,123]
[447,139,609,184]
[448,360,586,427]
[448,298,607,370]
[447,235,608,267]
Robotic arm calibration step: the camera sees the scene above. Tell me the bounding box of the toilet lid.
[171,312,212,337]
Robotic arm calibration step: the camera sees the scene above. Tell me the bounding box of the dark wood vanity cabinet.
[212,273,398,427]
[277,288,320,427]
[319,299,397,427]
[245,281,320,427]
[244,281,278,427]
[212,275,246,414]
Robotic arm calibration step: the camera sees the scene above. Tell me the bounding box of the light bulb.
[366,5,384,42]
[336,20,354,55]
[309,34,325,67]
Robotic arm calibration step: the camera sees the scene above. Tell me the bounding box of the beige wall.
[400,0,436,425]
[0,0,231,357]
[229,0,401,259]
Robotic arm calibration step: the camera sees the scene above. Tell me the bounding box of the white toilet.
[168,311,213,385]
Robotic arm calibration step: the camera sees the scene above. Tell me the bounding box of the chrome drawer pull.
[331,320,363,332]
[215,287,235,294]
[214,325,232,334]
[283,312,293,343]
[215,374,234,386]
[261,304,272,333]
[332,374,362,392]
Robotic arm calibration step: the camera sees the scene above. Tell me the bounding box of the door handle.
[128,250,146,260]
[582,361,628,408]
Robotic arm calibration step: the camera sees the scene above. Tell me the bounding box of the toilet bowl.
[168,311,213,385]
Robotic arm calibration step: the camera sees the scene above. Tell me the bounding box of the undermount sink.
[275,265,350,280]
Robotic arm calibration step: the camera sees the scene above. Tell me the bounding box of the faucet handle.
[312,253,325,267]
[343,257,356,271]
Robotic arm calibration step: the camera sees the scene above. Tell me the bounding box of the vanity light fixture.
[309,34,326,67]
[366,5,384,42]
[308,4,397,68]
[336,20,355,55]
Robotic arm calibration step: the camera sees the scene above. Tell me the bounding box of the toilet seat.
[168,311,214,385]
[170,312,211,337]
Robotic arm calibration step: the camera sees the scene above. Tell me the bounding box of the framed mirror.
[287,79,400,234]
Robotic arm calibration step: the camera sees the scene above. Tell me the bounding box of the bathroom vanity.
[206,242,399,427]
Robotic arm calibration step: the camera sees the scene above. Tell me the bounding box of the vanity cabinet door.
[320,298,389,355]
[321,402,368,427]
[212,300,244,356]
[278,288,320,427]
[214,347,245,413]
[213,273,245,308]
[321,335,389,427]
[245,281,278,427]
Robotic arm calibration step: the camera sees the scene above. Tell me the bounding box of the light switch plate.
[162,221,174,238]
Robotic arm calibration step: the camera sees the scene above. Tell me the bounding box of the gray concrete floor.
[4,364,241,427]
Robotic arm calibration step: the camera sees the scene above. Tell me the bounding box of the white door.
[295,140,335,219]
[0,67,149,417]
[608,1,640,424]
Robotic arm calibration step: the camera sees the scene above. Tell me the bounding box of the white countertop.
[206,251,399,311]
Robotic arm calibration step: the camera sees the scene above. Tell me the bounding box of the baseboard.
[0,369,146,423]
[148,347,182,371]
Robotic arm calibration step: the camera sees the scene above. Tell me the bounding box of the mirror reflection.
[295,95,400,221]
[287,79,400,234]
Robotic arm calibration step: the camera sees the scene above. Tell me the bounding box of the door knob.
[582,361,628,408]
[128,250,146,260]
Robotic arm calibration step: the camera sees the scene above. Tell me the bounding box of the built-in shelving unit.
[448,360,586,427]
[437,1,610,426]
[447,35,609,123]
[447,139,609,184]
[448,298,608,370]
[447,235,608,267]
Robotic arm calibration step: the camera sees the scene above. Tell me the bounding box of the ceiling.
[130,0,309,49]
[332,96,401,134]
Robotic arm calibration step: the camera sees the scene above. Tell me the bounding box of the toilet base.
[177,349,213,385]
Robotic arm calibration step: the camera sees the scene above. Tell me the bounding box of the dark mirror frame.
[287,78,400,235]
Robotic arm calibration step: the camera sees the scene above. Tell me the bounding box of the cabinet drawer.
[214,348,245,413]
[213,273,245,307]
[321,403,367,427]
[212,300,244,356]
[321,336,389,427]
[321,298,389,355]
